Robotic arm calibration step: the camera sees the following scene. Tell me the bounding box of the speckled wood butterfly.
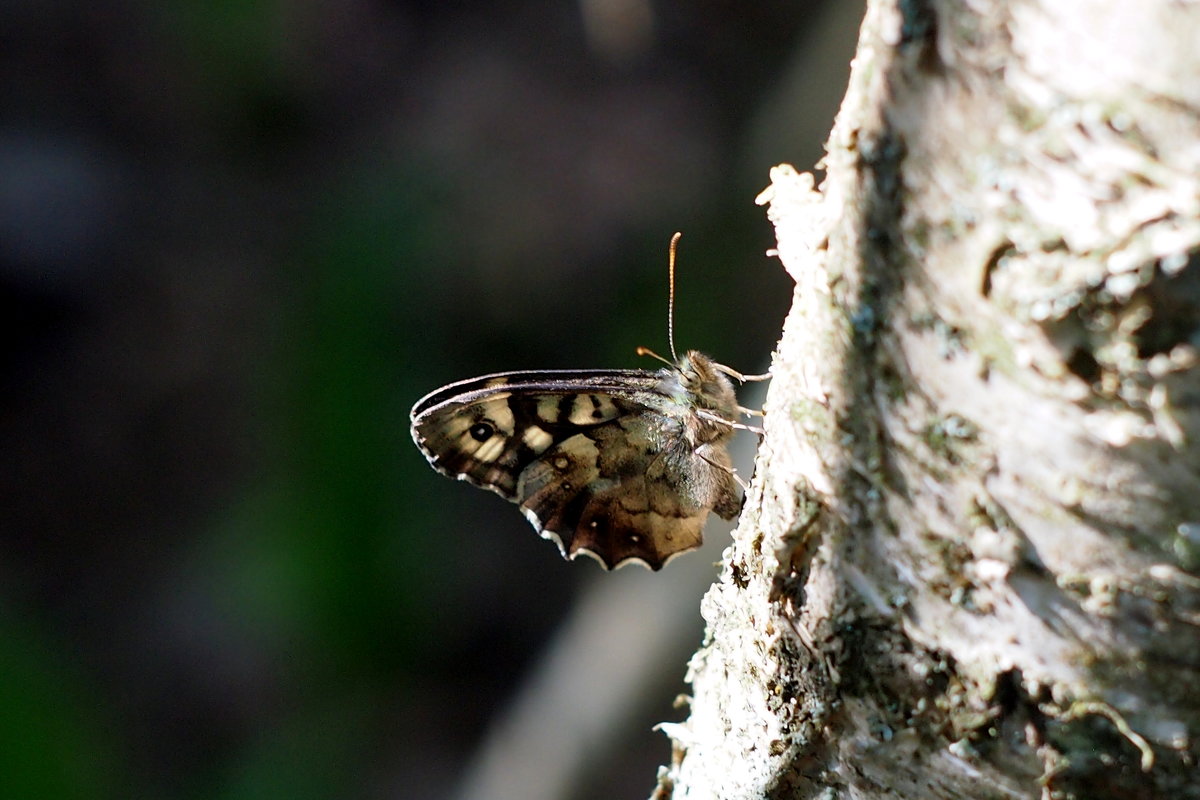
[410,234,766,570]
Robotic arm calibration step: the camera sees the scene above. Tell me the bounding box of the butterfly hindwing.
[515,421,710,569]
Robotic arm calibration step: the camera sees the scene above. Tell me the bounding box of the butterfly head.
[665,350,739,419]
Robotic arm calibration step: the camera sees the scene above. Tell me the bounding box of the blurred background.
[0,1,859,798]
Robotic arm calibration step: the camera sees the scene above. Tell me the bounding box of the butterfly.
[409,234,767,570]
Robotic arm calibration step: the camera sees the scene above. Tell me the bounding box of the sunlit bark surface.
[656,1,1200,798]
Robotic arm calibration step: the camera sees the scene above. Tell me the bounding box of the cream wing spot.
[536,397,560,424]
[546,433,599,465]
[440,413,475,442]
[480,397,516,437]
[568,394,619,425]
[522,425,554,454]
[472,435,506,463]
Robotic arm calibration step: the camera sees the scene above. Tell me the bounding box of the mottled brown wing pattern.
[513,415,713,570]
[410,355,742,570]
[409,370,658,494]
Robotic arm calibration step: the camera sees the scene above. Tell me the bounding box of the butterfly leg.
[697,409,764,436]
[740,421,766,437]
[713,363,773,383]
[737,407,767,434]
[697,450,752,493]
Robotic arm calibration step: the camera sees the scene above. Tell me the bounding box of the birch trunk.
[656,1,1200,798]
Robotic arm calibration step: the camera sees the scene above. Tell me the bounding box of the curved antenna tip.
[667,233,681,362]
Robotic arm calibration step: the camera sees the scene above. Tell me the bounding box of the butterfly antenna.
[635,345,674,367]
[667,231,681,362]
[634,232,683,369]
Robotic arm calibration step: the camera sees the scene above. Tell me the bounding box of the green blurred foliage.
[0,606,121,799]
[0,0,845,797]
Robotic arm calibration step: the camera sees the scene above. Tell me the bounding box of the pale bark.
[656,1,1200,798]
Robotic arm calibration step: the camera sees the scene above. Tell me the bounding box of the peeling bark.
[655,1,1200,798]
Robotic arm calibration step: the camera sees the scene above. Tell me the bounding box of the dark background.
[0,2,859,798]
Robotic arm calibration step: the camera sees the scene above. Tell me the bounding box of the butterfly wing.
[410,369,729,569]
[410,370,659,495]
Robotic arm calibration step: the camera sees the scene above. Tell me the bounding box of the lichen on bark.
[654,1,1200,798]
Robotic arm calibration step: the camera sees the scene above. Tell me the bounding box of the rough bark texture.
[654,1,1200,798]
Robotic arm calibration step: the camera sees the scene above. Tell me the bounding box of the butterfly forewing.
[411,371,652,487]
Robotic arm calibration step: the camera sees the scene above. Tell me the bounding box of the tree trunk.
[655,1,1200,798]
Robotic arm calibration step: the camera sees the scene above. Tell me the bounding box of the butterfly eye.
[469,422,495,442]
